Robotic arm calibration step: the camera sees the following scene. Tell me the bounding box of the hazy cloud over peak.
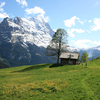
[25,6,45,15]
[72,39,100,49]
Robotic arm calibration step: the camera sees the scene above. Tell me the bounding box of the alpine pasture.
[0,58,100,100]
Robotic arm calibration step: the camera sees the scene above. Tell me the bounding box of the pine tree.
[46,28,68,63]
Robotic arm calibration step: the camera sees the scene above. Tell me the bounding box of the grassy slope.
[0,59,100,100]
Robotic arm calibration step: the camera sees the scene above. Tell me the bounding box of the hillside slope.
[0,59,100,99]
[0,61,9,69]
[0,42,53,67]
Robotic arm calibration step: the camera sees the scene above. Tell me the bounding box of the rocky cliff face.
[0,15,54,67]
[0,15,54,47]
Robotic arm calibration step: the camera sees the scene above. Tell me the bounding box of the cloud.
[0,8,4,12]
[53,29,57,32]
[74,39,91,48]
[91,18,100,31]
[38,14,49,22]
[88,20,92,23]
[0,2,5,8]
[25,6,49,22]
[45,16,50,22]
[64,16,84,27]
[0,13,9,18]
[0,2,5,12]
[68,28,85,37]
[73,39,100,48]
[25,6,45,15]
[0,2,9,19]
[86,30,91,33]
[68,29,75,37]
[16,0,27,7]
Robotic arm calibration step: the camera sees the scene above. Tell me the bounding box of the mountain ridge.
[0,16,100,67]
[0,15,54,67]
[0,15,54,48]
[69,45,100,60]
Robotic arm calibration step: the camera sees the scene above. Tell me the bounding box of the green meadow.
[0,58,100,100]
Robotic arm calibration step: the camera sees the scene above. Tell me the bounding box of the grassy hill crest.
[0,58,100,100]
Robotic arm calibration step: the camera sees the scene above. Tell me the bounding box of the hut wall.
[61,58,77,65]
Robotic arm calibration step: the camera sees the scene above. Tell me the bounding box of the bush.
[96,57,100,60]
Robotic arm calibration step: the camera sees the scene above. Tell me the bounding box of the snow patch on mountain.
[92,46,100,50]
[0,15,54,48]
[67,46,81,52]
[68,44,100,53]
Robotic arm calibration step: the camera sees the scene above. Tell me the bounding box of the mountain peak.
[2,17,10,24]
[0,16,54,47]
[14,17,23,25]
[31,15,47,23]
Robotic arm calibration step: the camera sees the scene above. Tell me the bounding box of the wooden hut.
[60,52,79,65]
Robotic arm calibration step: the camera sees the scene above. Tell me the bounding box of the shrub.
[96,57,100,60]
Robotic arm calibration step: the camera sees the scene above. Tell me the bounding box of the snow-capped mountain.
[68,45,100,60]
[0,15,54,67]
[67,46,81,52]
[0,15,54,48]
[0,15,100,67]
[91,46,100,50]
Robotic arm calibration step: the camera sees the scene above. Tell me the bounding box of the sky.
[0,0,100,49]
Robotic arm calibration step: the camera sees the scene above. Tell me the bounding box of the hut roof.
[60,52,79,59]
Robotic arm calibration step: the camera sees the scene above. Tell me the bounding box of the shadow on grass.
[49,63,65,68]
[11,64,50,72]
